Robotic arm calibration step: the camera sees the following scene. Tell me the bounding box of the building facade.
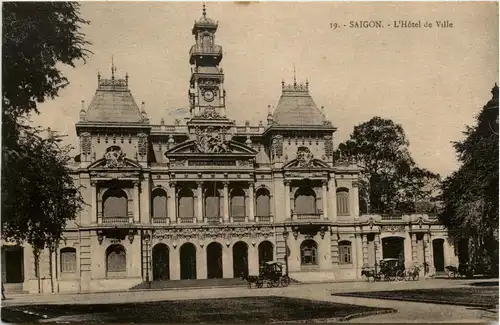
[2,9,460,294]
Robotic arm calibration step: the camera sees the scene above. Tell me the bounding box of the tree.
[336,117,440,215]
[1,2,90,292]
[440,84,499,271]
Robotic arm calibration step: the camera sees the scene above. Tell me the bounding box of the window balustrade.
[102,216,129,224]
[151,217,170,225]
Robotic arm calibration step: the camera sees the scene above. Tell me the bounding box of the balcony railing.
[178,217,195,224]
[205,217,222,224]
[102,216,129,224]
[189,45,223,58]
[256,215,273,223]
[381,214,403,220]
[231,216,246,223]
[152,217,170,225]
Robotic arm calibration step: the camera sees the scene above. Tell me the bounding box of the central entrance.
[180,243,197,280]
[152,244,170,281]
[382,237,405,263]
[232,241,248,277]
[206,242,223,279]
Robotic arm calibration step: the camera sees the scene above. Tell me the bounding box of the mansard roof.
[272,80,332,127]
[83,72,147,124]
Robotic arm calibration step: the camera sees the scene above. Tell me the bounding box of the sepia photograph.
[1,1,499,323]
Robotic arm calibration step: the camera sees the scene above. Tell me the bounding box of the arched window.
[152,188,167,218]
[60,247,77,273]
[203,35,211,49]
[294,187,316,215]
[178,188,194,219]
[230,188,246,217]
[103,188,128,217]
[336,188,350,216]
[204,187,220,218]
[300,240,318,265]
[106,244,126,276]
[338,241,352,264]
[255,188,271,217]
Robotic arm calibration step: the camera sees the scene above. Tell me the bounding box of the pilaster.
[196,182,203,223]
[322,180,328,219]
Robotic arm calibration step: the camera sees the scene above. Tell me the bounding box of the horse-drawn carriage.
[361,258,420,282]
[241,261,291,288]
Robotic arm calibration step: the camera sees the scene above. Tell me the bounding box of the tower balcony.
[189,45,223,64]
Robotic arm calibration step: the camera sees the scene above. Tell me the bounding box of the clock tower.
[188,4,226,118]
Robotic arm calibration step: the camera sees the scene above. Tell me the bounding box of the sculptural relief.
[296,146,314,167]
[194,126,231,153]
[103,146,126,168]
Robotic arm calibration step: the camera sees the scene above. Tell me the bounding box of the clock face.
[203,89,215,102]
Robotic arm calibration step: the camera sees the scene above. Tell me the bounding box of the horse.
[240,272,261,288]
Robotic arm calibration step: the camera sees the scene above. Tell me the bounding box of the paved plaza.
[1,278,498,323]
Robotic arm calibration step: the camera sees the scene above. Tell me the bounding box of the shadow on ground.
[1,296,396,324]
[467,281,499,287]
[332,287,498,309]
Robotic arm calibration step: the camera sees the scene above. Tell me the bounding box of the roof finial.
[111,55,116,79]
[293,63,297,87]
[202,2,206,18]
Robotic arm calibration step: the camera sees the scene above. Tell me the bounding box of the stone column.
[167,182,176,224]
[423,233,431,275]
[91,181,98,224]
[196,181,203,223]
[361,234,368,265]
[248,244,259,276]
[328,177,337,222]
[248,182,255,222]
[222,244,233,278]
[284,180,291,220]
[352,181,359,217]
[134,181,140,223]
[411,233,418,263]
[374,233,382,266]
[223,182,229,222]
[322,180,328,219]
[353,234,361,279]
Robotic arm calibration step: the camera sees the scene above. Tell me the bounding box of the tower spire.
[111,55,116,79]
[202,2,206,18]
[293,63,297,87]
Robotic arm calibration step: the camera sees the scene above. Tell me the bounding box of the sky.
[32,1,499,177]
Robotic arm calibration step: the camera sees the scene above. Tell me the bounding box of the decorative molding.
[81,132,92,156]
[381,225,405,233]
[198,106,221,119]
[138,133,148,157]
[324,135,333,157]
[271,135,284,158]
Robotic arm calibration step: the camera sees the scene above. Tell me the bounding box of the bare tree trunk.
[33,248,41,294]
[49,247,54,293]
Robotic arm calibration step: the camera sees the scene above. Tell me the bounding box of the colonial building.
[2,8,461,294]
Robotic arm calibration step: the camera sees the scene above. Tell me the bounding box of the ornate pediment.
[283,158,330,169]
[88,147,142,170]
[167,139,256,156]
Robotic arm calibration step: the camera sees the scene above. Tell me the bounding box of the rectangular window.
[339,245,352,264]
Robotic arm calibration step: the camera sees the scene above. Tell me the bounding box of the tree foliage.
[336,117,440,214]
[439,84,499,266]
[1,2,90,254]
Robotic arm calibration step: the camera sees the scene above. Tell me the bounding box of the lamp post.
[144,232,151,288]
[283,230,289,276]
